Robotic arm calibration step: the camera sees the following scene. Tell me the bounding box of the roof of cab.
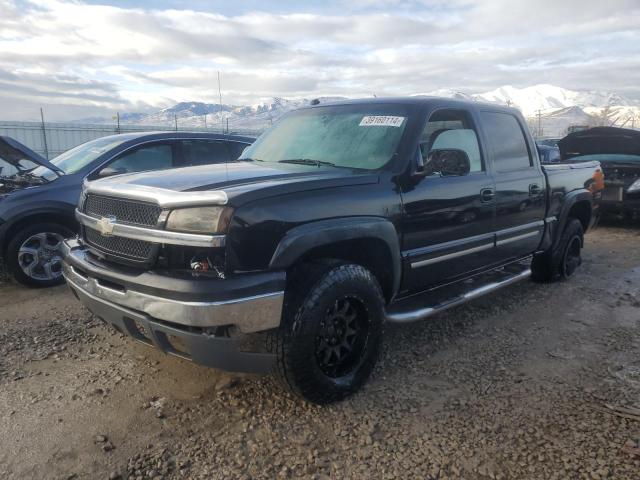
[305,96,521,115]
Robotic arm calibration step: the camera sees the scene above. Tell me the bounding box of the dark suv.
[0,132,253,286]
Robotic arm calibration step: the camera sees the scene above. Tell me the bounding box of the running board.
[386,266,531,324]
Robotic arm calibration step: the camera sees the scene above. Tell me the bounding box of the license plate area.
[602,187,623,202]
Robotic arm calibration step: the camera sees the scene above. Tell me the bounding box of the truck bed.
[542,160,603,222]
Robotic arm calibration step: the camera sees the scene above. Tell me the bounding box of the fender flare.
[0,207,77,253]
[552,189,593,248]
[269,216,402,297]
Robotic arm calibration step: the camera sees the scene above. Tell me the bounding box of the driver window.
[104,143,174,175]
[421,109,483,173]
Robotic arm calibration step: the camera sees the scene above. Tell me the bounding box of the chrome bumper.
[62,244,284,334]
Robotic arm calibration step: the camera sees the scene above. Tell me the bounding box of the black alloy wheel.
[315,296,370,378]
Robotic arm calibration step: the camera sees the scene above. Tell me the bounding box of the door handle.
[529,184,542,195]
[480,188,495,202]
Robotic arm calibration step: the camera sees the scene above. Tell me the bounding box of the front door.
[400,108,495,293]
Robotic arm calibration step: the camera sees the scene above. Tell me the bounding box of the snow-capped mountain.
[420,84,639,137]
[116,97,347,132]
[470,84,635,117]
[83,85,639,138]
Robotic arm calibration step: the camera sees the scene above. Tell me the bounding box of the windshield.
[239,104,409,170]
[568,153,640,163]
[30,136,128,180]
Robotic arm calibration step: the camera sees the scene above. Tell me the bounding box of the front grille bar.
[85,194,162,227]
[76,210,226,248]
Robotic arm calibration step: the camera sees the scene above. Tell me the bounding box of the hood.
[558,127,640,159]
[87,161,378,207]
[0,136,64,175]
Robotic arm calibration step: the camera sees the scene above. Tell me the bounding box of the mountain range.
[83,85,640,138]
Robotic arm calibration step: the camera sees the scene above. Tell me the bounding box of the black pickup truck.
[62,98,603,404]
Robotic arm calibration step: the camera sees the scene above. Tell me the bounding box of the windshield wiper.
[238,157,266,162]
[278,158,337,168]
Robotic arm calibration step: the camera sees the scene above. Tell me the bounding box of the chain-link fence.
[0,121,264,159]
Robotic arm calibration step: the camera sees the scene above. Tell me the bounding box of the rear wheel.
[271,261,384,404]
[6,223,73,287]
[531,217,583,282]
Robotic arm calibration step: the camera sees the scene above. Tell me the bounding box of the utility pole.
[116,112,121,134]
[536,110,543,138]
[204,114,207,129]
[174,114,178,131]
[226,118,229,134]
[40,107,49,160]
[218,71,224,134]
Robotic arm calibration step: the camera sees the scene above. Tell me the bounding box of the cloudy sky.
[1,0,639,120]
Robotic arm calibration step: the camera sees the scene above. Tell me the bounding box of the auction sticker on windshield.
[359,116,405,127]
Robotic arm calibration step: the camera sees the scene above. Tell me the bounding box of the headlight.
[627,179,640,193]
[165,206,233,234]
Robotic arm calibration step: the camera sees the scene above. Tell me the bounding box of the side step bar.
[386,268,531,324]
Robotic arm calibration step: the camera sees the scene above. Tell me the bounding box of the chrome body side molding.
[411,242,494,268]
[406,220,546,268]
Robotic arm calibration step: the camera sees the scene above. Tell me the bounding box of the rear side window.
[480,112,532,172]
[181,140,231,166]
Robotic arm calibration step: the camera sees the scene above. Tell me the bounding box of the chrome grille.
[84,194,162,227]
[85,228,153,261]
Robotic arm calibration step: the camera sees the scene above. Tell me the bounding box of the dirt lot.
[0,221,639,480]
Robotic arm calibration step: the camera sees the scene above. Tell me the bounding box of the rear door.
[401,107,496,292]
[479,111,546,262]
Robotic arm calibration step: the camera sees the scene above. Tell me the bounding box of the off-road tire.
[531,217,583,282]
[6,223,73,287]
[270,260,385,404]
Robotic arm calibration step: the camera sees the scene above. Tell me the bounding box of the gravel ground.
[0,221,639,480]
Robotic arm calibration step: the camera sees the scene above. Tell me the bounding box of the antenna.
[218,71,224,134]
[218,70,228,181]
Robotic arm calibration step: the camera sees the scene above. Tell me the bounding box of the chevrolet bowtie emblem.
[97,216,116,237]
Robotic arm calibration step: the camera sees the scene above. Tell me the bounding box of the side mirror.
[423,149,471,177]
[98,166,126,178]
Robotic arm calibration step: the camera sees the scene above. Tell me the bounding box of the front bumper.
[600,199,640,215]
[61,238,285,373]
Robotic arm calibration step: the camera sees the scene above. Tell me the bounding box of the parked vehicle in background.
[62,98,602,403]
[537,144,561,164]
[559,127,640,219]
[0,136,42,179]
[536,138,561,148]
[0,132,254,287]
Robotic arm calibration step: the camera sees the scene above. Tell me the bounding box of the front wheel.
[6,223,73,287]
[272,262,385,404]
